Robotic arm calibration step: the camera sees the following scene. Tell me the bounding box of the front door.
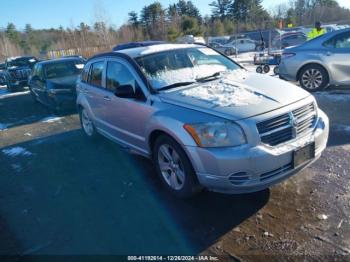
[101,59,154,153]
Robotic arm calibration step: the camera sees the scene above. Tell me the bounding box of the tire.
[273,66,279,75]
[224,49,231,56]
[153,135,202,198]
[30,90,38,103]
[299,64,329,92]
[256,66,263,74]
[79,107,98,139]
[263,65,270,73]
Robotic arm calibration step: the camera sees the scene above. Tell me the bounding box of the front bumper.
[278,60,298,82]
[185,110,329,194]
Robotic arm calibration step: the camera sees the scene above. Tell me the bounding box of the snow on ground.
[41,116,63,123]
[0,90,30,99]
[2,147,33,157]
[0,123,8,131]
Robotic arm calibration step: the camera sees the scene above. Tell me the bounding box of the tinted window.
[89,61,104,87]
[324,32,350,48]
[106,61,138,93]
[33,64,43,78]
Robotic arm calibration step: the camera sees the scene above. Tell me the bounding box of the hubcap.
[81,109,93,136]
[157,144,185,190]
[302,69,323,89]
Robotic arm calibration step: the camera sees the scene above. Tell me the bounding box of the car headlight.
[183,122,247,148]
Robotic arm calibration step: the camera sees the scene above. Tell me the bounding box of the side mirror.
[115,84,135,98]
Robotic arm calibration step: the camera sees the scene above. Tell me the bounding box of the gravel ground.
[0,84,349,260]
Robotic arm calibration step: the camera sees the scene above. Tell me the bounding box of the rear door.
[84,59,107,130]
[323,31,350,84]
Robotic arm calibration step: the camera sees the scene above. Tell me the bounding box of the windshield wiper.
[158,81,196,91]
[196,71,222,82]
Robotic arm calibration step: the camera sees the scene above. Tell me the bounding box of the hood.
[47,75,78,89]
[158,70,310,120]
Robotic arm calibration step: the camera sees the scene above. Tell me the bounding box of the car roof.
[112,43,203,58]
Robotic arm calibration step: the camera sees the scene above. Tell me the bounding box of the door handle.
[103,96,111,101]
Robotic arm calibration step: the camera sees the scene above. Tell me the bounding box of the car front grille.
[257,103,316,146]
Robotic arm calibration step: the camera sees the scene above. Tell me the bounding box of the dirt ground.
[0,84,349,261]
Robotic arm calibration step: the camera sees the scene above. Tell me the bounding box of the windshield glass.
[7,57,37,68]
[44,60,85,79]
[135,47,240,90]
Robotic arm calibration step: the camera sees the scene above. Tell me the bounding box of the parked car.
[0,63,6,86]
[28,57,85,112]
[113,41,165,51]
[279,28,350,92]
[176,35,206,44]
[76,43,329,198]
[207,36,230,45]
[3,56,38,92]
[224,38,257,52]
[272,32,307,49]
[208,42,237,56]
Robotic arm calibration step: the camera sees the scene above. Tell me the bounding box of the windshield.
[44,60,85,79]
[135,47,240,90]
[7,57,37,68]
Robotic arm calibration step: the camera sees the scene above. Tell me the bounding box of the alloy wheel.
[301,68,323,90]
[81,109,94,136]
[157,144,185,191]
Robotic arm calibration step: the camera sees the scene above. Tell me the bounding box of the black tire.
[256,66,263,74]
[273,66,279,75]
[263,65,270,73]
[29,89,38,103]
[79,107,98,139]
[299,64,329,92]
[153,135,202,198]
[6,82,13,92]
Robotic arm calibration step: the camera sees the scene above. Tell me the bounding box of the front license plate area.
[293,142,315,168]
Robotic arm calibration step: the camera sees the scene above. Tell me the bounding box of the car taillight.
[282,53,296,59]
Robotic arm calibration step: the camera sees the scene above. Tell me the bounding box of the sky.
[1,0,350,30]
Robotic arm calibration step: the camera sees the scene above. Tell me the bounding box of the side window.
[106,61,138,92]
[324,32,350,49]
[88,61,104,87]
[81,64,90,82]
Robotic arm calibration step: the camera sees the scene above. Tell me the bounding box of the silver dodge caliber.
[77,44,329,198]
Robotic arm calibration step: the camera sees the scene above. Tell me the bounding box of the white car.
[224,38,256,52]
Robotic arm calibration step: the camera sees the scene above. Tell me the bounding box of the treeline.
[1,0,350,59]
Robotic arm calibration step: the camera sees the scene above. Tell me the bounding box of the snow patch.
[2,147,32,157]
[0,123,8,131]
[41,116,63,123]
[181,71,261,107]
[0,90,30,99]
